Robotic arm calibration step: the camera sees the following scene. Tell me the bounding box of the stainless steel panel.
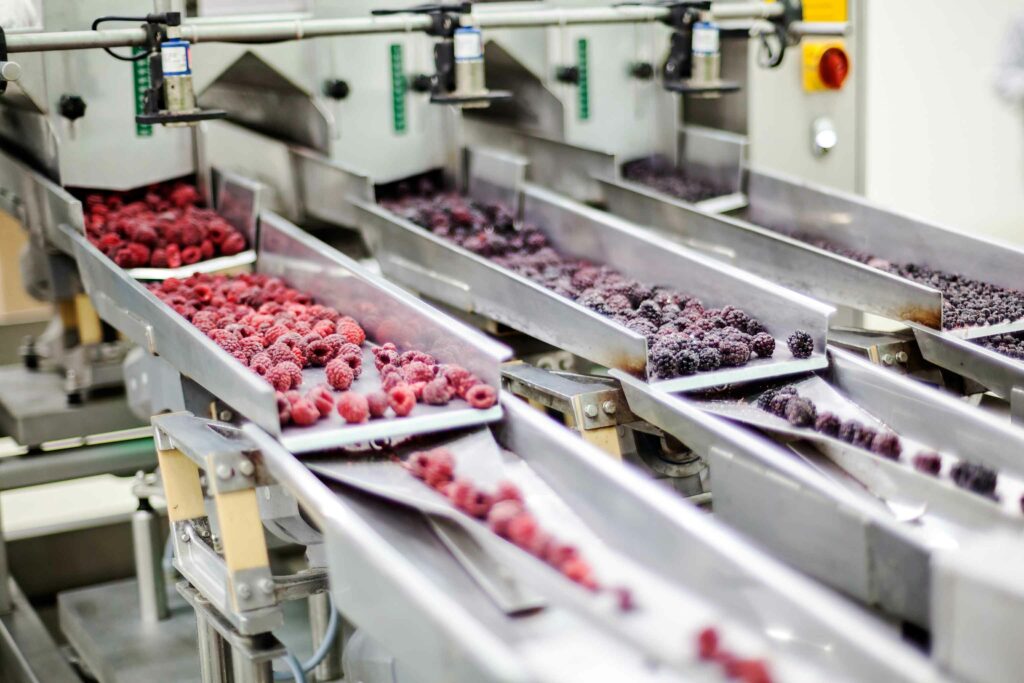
[828,346,1024,478]
[600,176,943,327]
[0,146,82,255]
[911,323,1024,401]
[678,125,747,195]
[214,168,262,247]
[292,148,373,228]
[743,167,1024,333]
[465,146,528,210]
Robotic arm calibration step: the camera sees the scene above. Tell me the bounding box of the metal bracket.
[501,363,636,430]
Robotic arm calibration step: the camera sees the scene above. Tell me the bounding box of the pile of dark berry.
[795,235,1024,331]
[696,626,773,683]
[404,447,635,609]
[621,156,725,204]
[974,331,1024,360]
[83,181,248,269]
[381,191,815,379]
[148,272,497,429]
[757,385,1003,500]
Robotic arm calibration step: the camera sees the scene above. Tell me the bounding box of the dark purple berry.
[950,462,998,496]
[751,333,776,359]
[719,339,751,367]
[784,397,817,427]
[814,412,841,437]
[912,452,942,476]
[838,420,862,444]
[697,347,721,371]
[767,393,794,418]
[853,427,878,450]
[870,432,902,460]
[787,330,814,359]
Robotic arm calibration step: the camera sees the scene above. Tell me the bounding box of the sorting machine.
[2,3,1024,683]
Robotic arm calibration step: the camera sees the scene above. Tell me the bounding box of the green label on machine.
[132,47,153,137]
[390,44,407,134]
[577,38,590,121]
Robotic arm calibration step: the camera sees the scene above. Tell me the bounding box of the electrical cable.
[91,16,153,61]
[273,592,340,681]
[279,652,307,683]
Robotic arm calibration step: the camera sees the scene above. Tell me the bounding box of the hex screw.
[238,460,255,477]
[219,410,233,422]
[237,583,252,600]
[583,404,598,418]
[601,400,616,415]
[896,351,909,363]
[259,578,275,595]
[881,354,895,366]
[216,464,234,480]
[180,532,190,543]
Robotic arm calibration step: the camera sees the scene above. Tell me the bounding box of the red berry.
[387,385,416,417]
[493,481,523,504]
[732,660,773,683]
[313,319,335,338]
[402,361,435,384]
[325,359,354,390]
[336,392,369,424]
[268,364,293,392]
[507,513,538,548]
[277,361,303,388]
[466,384,497,409]
[366,391,389,419]
[486,500,524,537]
[421,377,453,405]
[221,232,247,256]
[560,557,597,590]
[181,246,203,265]
[306,339,334,366]
[336,320,366,346]
[277,393,292,425]
[306,385,334,416]
[696,627,720,661]
[291,398,320,426]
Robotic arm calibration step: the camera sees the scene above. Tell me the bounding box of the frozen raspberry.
[453,481,493,519]
[278,361,302,389]
[751,333,775,358]
[264,324,291,346]
[306,385,334,417]
[409,381,427,401]
[950,461,998,495]
[325,359,354,390]
[399,350,436,367]
[181,246,203,265]
[466,384,497,409]
[507,512,538,548]
[372,344,400,370]
[283,390,303,405]
[388,385,416,417]
[487,500,525,537]
[221,232,247,256]
[402,361,435,384]
[336,392,369,424]
[493,481,523,504]
[321,334,345,356]
[787,330,814,359]
[249,352,273,377]
[423,452,455,490]
[313,319,336,338]
[291,399,320,426]
[913,452,942,475]
[784,397,817,427]
[696,627,720,661]
[276,393,291,424]
[443,365,478,399]
[268,364,293,392]
[306,339,334,366]
[336,320,366,346]
[814,412,842,437]
[422,377,454,405]
[364,391,388,418]
[267,342,296,365]
[380,371,406,393]
[338,349,362,378]
[731,660,773,683]
[561,557,598,590]
[870,432,902,459]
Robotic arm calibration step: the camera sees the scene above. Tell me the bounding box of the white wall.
[863,0,1024,245]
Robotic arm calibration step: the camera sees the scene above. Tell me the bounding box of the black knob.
[322,79,350,100]
[409,74,434,93]
[59,94,86,121]
[555,66,579,85]
[629,62,654,80]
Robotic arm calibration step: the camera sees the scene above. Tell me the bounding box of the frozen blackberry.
[636,300,663,326]
[756,388,779,411]
[650,334,694,378]
[767,392,794,418]
[697,347,721,371]
[750,333,776,359]
[870,432,903,460]
[912,452,942,476]
[625,317,658,340]
[784,397,817,427]
[853,427,878,451]
[837,420,862,444]
[814,412,842,437]
[787,330,815,359]
[575,289,608,314]
[718,339,751,367]
[722,306,750,331]
[950,461,998,496]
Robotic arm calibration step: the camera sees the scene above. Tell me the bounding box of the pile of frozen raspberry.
[621,156,725,204]
[756,385,903,459]
[405,447,633,610]
[83,181,248,269]
[148,272,498,427]
[381,191,814,379]
[975,332,1024,360]
[696,626,773,683]
[794,234,1024,331]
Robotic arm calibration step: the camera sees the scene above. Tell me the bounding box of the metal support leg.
[309,591,343,682]
[132,499,169,622]
[195,607,230,683]
[231,653,273,683]
[0,503,11,615]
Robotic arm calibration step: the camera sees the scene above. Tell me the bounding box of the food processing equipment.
[5,3,1024,683]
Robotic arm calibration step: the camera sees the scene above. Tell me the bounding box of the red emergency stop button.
[819,46,850,89]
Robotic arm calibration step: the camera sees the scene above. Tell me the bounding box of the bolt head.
[259,578,275,595]
[583,404,599,418]
[601,400,617,415]
[180,533,190,543]
[881,354,895,365]
[237,583,252,599]
[218,410,233,422]
[896,351,909,363]
[216,464,234,480]
[238,460,255,477]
